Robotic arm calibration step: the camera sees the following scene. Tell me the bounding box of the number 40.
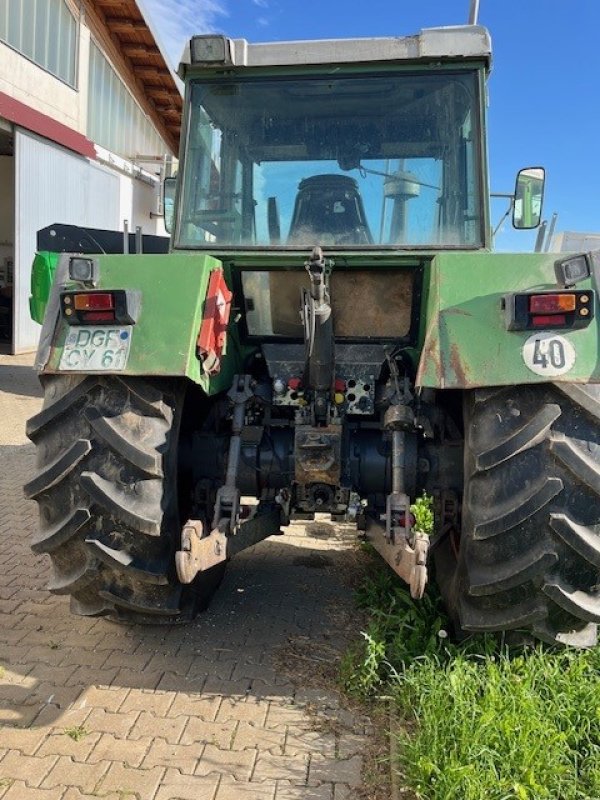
[533,338,566,370]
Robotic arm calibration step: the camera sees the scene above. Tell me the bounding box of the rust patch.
[449,342,470,386]
[445,307,473,317]
[416,313,443,387]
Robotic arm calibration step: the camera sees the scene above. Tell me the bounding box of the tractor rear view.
[27,25,600,646]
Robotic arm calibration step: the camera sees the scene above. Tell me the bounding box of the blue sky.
[142,0,600,251]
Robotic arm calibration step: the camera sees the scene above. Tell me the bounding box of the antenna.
[468,0,480,24]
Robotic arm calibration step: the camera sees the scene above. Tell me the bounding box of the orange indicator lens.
[73,293,114,311]
[529,293,576,314]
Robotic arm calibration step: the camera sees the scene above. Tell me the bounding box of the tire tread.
[453,384,600,645]
[26,376,224,624]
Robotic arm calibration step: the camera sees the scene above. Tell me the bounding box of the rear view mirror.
[163,177,177,233]
[513,167,545,229]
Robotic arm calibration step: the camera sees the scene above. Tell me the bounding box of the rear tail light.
[73,293,114,311]
[60,290,141,325]
[505,290,594,331]
[81,311,116,323]
[531,314,567,327]
[529,293,576,314]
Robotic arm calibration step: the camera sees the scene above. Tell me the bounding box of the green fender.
[416,252,599,389]
[30,251,59,325]
[37,253,245,396]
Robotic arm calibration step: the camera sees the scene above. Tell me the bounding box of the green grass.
[64,725,89,742]
[396,649,600,800]
[342,560,600,800]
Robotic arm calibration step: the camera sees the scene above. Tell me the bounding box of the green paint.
[44,253,244,395]
[36,248,598,391]
[225,251,598,388]
[30,251,59,324]
[416,252,599,387]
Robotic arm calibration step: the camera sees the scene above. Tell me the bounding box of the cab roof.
[179,25,492,77]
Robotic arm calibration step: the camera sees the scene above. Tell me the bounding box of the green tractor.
[27,25,600,646]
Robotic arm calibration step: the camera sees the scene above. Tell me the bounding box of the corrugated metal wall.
[14,130,120,352]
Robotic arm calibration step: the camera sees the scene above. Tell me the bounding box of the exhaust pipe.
[468,0,480,24]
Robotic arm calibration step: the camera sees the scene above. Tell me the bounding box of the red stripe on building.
[0,90,96,160]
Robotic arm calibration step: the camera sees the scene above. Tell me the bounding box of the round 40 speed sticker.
[522,332,576,377]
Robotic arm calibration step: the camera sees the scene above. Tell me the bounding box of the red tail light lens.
[531,314,567,327]
[506,289,594,331]
[81,311,116,323]
[61,289,140,326]
[73,292,114,311]
[529,293,576,314]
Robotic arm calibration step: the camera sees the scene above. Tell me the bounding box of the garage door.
[14,130,119,352]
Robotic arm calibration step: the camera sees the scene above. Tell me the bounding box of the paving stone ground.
[0,355,373,800]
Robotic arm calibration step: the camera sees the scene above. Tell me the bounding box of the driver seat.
[287,174,373,245]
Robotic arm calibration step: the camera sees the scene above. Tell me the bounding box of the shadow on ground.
[0,364,42,399]
[0,429,378,797]
[1,537,365,728]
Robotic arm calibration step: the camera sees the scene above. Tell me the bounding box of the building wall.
[12,130,168,352]
[0,13,170,163]
[118,173,167,236]
[14,130,121,352]
[0,1,173,153]
[1,0,173,351]
[81,0,175,154]
[0,18,89,135]
[552,232,600,253]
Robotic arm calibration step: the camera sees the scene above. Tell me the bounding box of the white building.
[0,0,182,353]
[552,232,600,253]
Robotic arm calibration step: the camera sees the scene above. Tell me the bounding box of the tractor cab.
[170,28,492,252]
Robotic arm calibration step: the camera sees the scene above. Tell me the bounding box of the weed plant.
[342,554,600,800]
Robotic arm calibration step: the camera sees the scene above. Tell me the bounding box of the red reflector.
[529,294,576,313]
[74,292,114,311]
[531,314,567,327]
[82,311,116,323]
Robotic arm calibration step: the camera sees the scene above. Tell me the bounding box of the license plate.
[59,326,132,371]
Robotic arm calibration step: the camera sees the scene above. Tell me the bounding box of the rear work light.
[505,290,594,331]
[60,290,141,326]
[68,257,98,284]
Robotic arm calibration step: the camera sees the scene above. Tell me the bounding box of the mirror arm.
[493,197,514,238]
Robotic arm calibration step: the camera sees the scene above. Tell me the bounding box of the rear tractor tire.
[439,383,600,647]
[25,375,225,623]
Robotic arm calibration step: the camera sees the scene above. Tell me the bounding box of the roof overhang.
[87,0,182,154]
